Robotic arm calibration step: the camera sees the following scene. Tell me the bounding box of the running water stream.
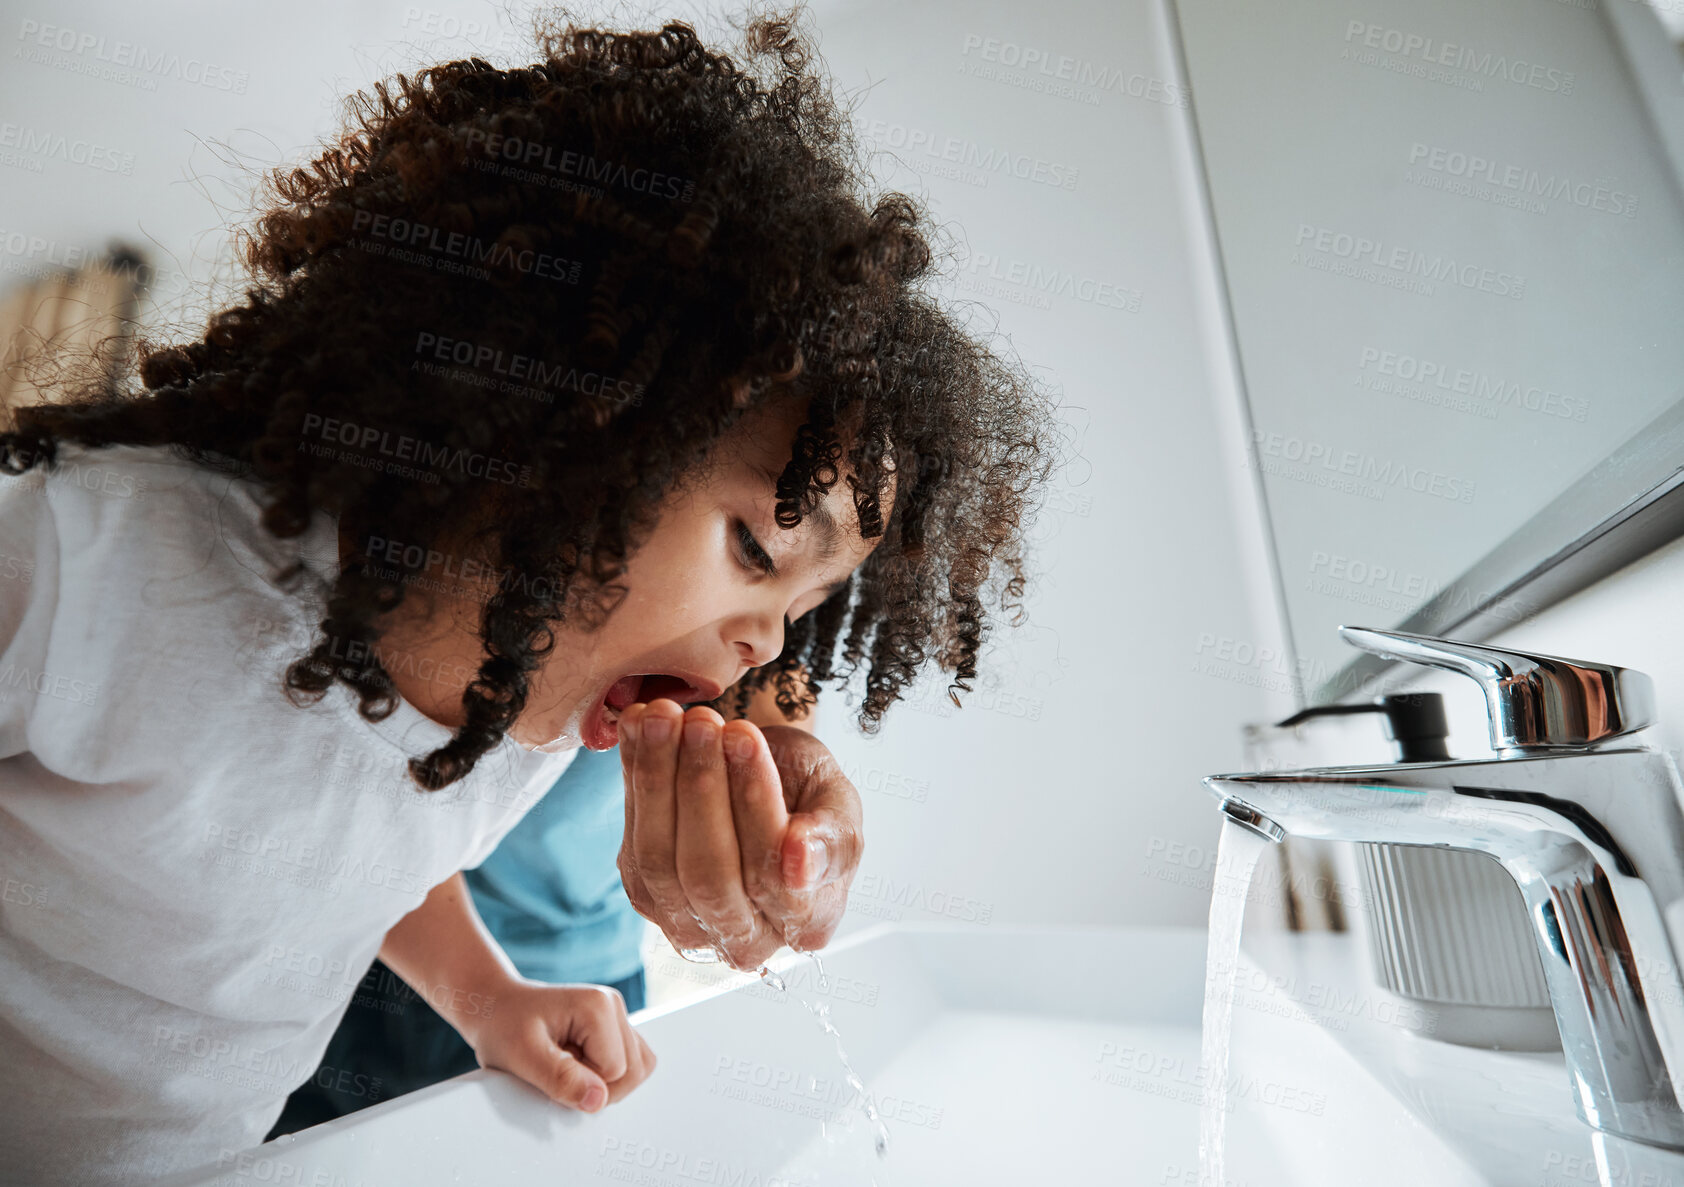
[759,952,892,1185]
[1198,817,1268,1187]
[679,922,888,1181]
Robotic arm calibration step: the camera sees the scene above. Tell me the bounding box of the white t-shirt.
[0,443,576,1184]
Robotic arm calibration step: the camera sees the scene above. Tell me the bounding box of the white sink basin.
[161,925,1508,1185]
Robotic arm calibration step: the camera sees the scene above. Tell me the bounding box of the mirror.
[1172,0,1684,702]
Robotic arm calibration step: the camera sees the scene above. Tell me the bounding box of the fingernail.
[786,836,827,888]
[643,714,674,744]
[726,731,756,762]
[582,1084,607,1111]
[802,837,828,886]
[683,718,715,748]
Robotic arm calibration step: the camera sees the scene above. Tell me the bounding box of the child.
[0,12,1050,1184]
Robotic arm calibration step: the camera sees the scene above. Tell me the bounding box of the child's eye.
[733,520,778,577]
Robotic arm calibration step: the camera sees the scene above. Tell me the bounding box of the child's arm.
[379,873,656,1111]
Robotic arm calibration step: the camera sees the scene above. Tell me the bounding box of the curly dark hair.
[0,9,1054,789]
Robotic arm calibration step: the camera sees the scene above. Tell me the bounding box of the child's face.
[515,401,886,751]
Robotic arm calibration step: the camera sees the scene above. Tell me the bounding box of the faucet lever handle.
[1338,625,1655,751]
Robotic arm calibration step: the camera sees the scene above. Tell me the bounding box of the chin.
[512,706,588,754]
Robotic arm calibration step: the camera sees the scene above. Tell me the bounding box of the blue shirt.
[464,746,644,985]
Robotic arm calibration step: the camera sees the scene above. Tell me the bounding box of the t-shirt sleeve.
[456,748,578,871]
[0,469,61,761]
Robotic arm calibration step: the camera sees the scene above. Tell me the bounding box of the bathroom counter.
[159,924,1512,1186]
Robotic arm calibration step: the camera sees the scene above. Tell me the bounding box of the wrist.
[426,963,519,1043]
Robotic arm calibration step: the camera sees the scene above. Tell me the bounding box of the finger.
[618,701,645,839]
[616,704,644,913]
[769,810,864,952]
[731,724,839,958]
[781,807,862,895]
[569,986,631,1084]
[534,1046,610,1113]
[723,720,790,904]
[675,707,766,966]
[742,729,864,952]
[629,698,710,949]
[606,1013,655,1102]
[614,707,660,926]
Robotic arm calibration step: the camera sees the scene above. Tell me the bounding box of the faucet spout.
[1217,797,1285,844]
[1205,748,1684,1149]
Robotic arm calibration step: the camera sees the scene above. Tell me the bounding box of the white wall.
[0,0,1275,933]
[798,0,1280,934]
[1174,0,1684,689]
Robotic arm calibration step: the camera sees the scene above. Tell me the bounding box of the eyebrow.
[755,462,847,592]
[806,499,842,562]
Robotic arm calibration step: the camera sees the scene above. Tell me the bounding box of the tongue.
[605,675,645,712]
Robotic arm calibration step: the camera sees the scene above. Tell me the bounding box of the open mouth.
[602,673,713,719]
[584,671,721,750]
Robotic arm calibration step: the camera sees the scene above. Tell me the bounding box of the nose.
[729,608,785,669]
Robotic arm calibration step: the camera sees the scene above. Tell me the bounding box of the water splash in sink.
[1198,817,1267,1187]
[807,995,891,1161]
[758,952,893,1184]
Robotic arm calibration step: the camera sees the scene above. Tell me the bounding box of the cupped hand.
[615,699,863,969]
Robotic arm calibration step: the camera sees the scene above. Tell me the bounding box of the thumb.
[526,1044,610,1113]
[780,811,847,892]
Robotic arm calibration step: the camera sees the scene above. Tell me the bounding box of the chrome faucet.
[1207,626,1684,1149]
